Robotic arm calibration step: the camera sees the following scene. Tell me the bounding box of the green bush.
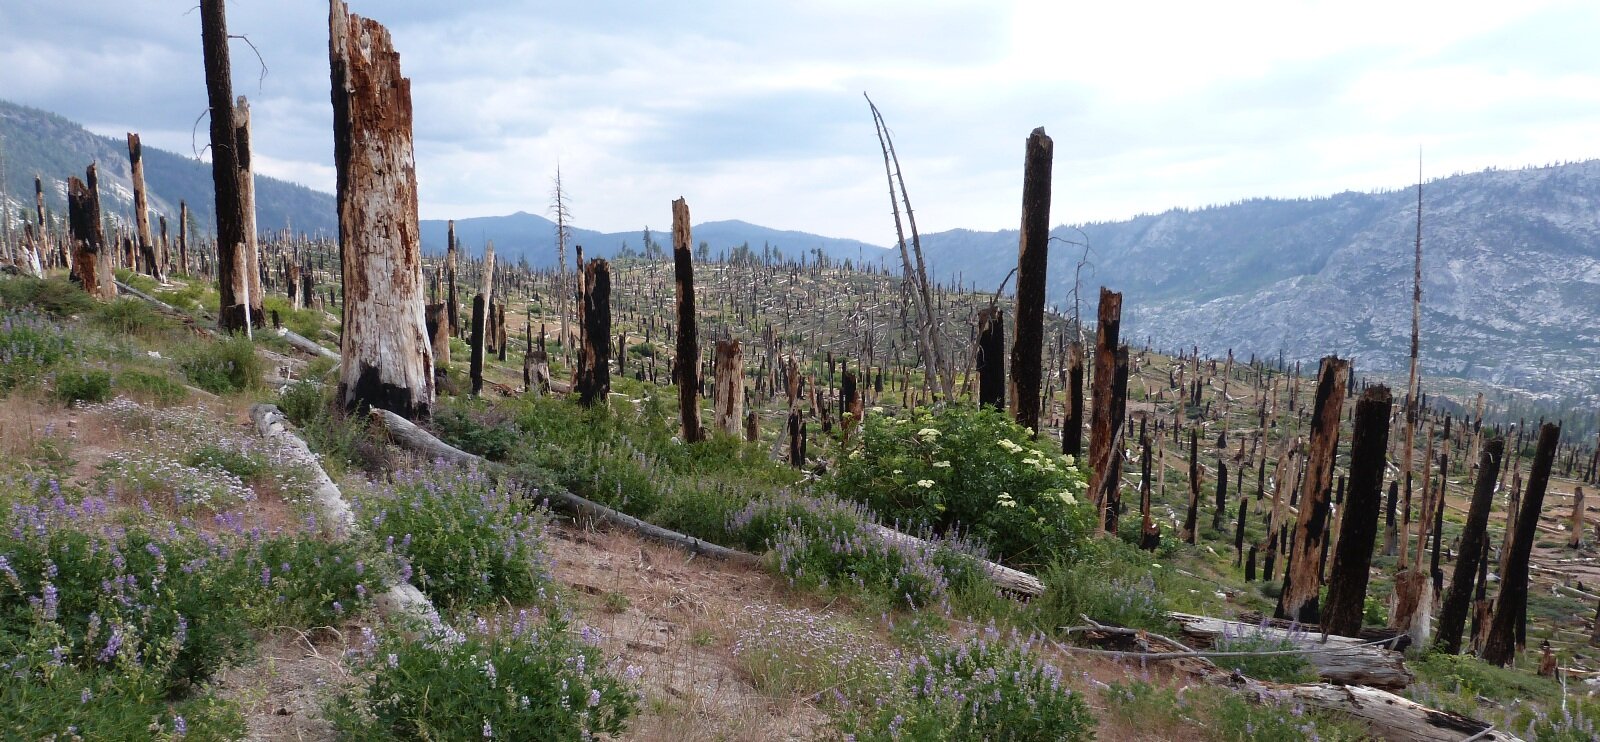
[263,295,325,339]
[88,297,174,337]
[355,463,550,610]
[1,660,243,741]
[0,276,94,316]
[432,398,520,461]
[52,368,113,406]
[331,612,637,741]
[1212,632,1318,683]
[830,406,1092,569]
[0,311,73,391]
[177,334,262,394]
[836,632,1095,741]
[1027,537,1172,633]
[115,369,189,405]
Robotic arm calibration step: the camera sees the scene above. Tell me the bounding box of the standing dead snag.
[1183,429,1201,543]
[1009,127,1052,433]
[1064,341,1084,458]
[975,306,1005,410]
[1088,287,1123,533]
[1569,486,1586,549]
[126,133,162,282]
[712,339,743,436]
[1483,423,1562,667]
[1277,355,1349,624]
[201,0,260,331]
[1435,438,1504,655]
[1322,385,1393,637]
[328,0,433,418]
[672,198,704,443]
[66,165,115,300]
[576,259,611,407]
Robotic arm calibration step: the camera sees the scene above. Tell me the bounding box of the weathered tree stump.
[672,198,703,442]
[1277,356,1348,624]
[712,339,743,435]
[66,166,114,300]
[126,133,162,282]
[976,305,1004,411]
[1483,423,1562,666]
[1322,385,1393,637]
[576,259,611,406]
[1088,288,1123,532]
[1435,438,1503,655]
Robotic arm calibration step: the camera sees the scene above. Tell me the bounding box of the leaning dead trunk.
[126,133,163,282]
[671,198,704,443]
[66,166,115,301]
[1482,423,1561,666]
[1435,438,1504,655]
[712,339,743,436]
[1322,385,1393,637]
[329,0,433,418]
[1088,287,1123,532]
[1008,127,1052,433]
[1277,356,1348,624]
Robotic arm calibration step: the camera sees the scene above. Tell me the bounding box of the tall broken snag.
[672,197,703,442]
[329,0,433,418]
[1009,126,1052,433]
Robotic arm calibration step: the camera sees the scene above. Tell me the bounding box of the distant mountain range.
[5,98,1596,402]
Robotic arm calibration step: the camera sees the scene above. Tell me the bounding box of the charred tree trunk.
[1064,341,1084,458]
[672,198,704,443]
[1435,438,1504,655]
[1482,423,1561,666]
[1183,429,1201,544]
[1213,460,1229,531]
[1569,486,1586,549]
[1276,356,1348,623]
[1103,346,1129,533]
[1088,288,1123,532]
[976,305,1005,410]
[446,221,460,336]
[1323,385,1393,637]
[126,133,162,282]
[201,0,258,331]
[1008,127,1052,433]
[712,339,743,435]
[469,295,486,396]
[575,258,611,406]
[329,1,433,417]
[66,166,114,300]
[177,201,189,275]
[426,302,450,375]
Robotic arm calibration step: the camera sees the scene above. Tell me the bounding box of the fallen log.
[1226,676,1523,742]
[276,326,339,361]
[251,403,437,625]
[866,523,1043,596]
[1169,611,1414,689]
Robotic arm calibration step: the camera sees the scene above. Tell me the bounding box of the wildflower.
[917,427,941,440]
[998,493,1017,508]
[1059,492,1078,505]
[892,469,903,475]
[915,479,935,489]
[932,460,951,468]
[588,688,602,707]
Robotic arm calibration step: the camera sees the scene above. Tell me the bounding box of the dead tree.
[712,339,743,436]
[1435,438,1504,655]
[1064,341,1084,458]
[1277,356,1349,624]
[672,198,703,442]
[426,302,450,373]
[177,201,189,275]
[234,97,263,319]
[1183,429,1201,543]
[1569,486,1586,549]
[329,0,433,417]
[446,221,460,335]
[576,258,611,406]
[126,133,162,282]
[469,295,486,396]
[1482,423,1561,666]
[66,166,114,300]
[1088,287,1123,533]
[201,0,259,331]
[1322,385,1393,637]
[1009,127,1052,433]
[975,306,1004,410]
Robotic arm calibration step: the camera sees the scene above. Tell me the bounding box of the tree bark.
[177,201,189,276]
[425,302,449,373]
[1088,288,1123,532]
[976,305,1004,410]
[201,0,256,332]
[1009,127,1052,433]
[1277,356,1349,623]
[1064,341,1084,458]
[445,220,460,336]
[1482,423,1562,666]
[470,294,486,396]
[1435,438,1503,655]
[329,0,433,418]
[1323,385,1393,637]
[1569,486,1585,549]
[66,166,114,300]
[711,339,744,436]
[1183,429,1201,543]
[126,133,162,282]
[576,258,612,406]
[671,198,703,442]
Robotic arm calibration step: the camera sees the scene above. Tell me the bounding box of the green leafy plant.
[176,334,262,394]
[0,276,94,317]
[114,369,188,405]
[52,368,113,406]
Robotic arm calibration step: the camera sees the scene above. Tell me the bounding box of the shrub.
[177,334,262,394]
[836,630,1095,742]
[114,369,188,405]
[1211,630,1318,683]
[354,463,550,610]
[0,276,94,316]
[88,297,174,338]
[0,311,73,391]
[432,399,520,461]
[1027,537,1172,633]
[262,295,325,339]
[332,611,638,741]
[53,369,113,406]
[830,406,1092,569]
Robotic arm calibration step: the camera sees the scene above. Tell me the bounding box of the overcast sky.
[3,0,1597,243]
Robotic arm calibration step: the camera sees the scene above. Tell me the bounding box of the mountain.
[913,162,1600,403]
[0,99,336,236]
[419,213,887,267]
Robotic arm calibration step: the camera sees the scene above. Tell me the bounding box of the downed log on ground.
[251,403,437,625]
[1225,676,1523,742]
[866,523,1043,596]
[276,326,339,361]
[1169,611,1414,689]
[115,280,338,364]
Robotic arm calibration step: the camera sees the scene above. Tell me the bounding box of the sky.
[3,0,1598,243]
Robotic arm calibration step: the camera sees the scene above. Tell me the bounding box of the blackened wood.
[711,339,743,434]
[1183,429,1201,544]
[1323,385,1393,637]
[1064,341,1083,458]
[201,0,253,331]
[576,258,611,406]
[469,294,485,396]
[446,221,460,335]
[1088,288,1122,527]
[1009,127,1051,433]
[1213,459,1229,530]
[976,305,1004,410]
[1435,438,1503,655]
[1103,346,1129,533]
[329,1,433,417]
[672,198,703,442]
[66,167,114,300]
[1482,422,1561,666]
[1277,356,1348,624]
[426,302,449,373]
